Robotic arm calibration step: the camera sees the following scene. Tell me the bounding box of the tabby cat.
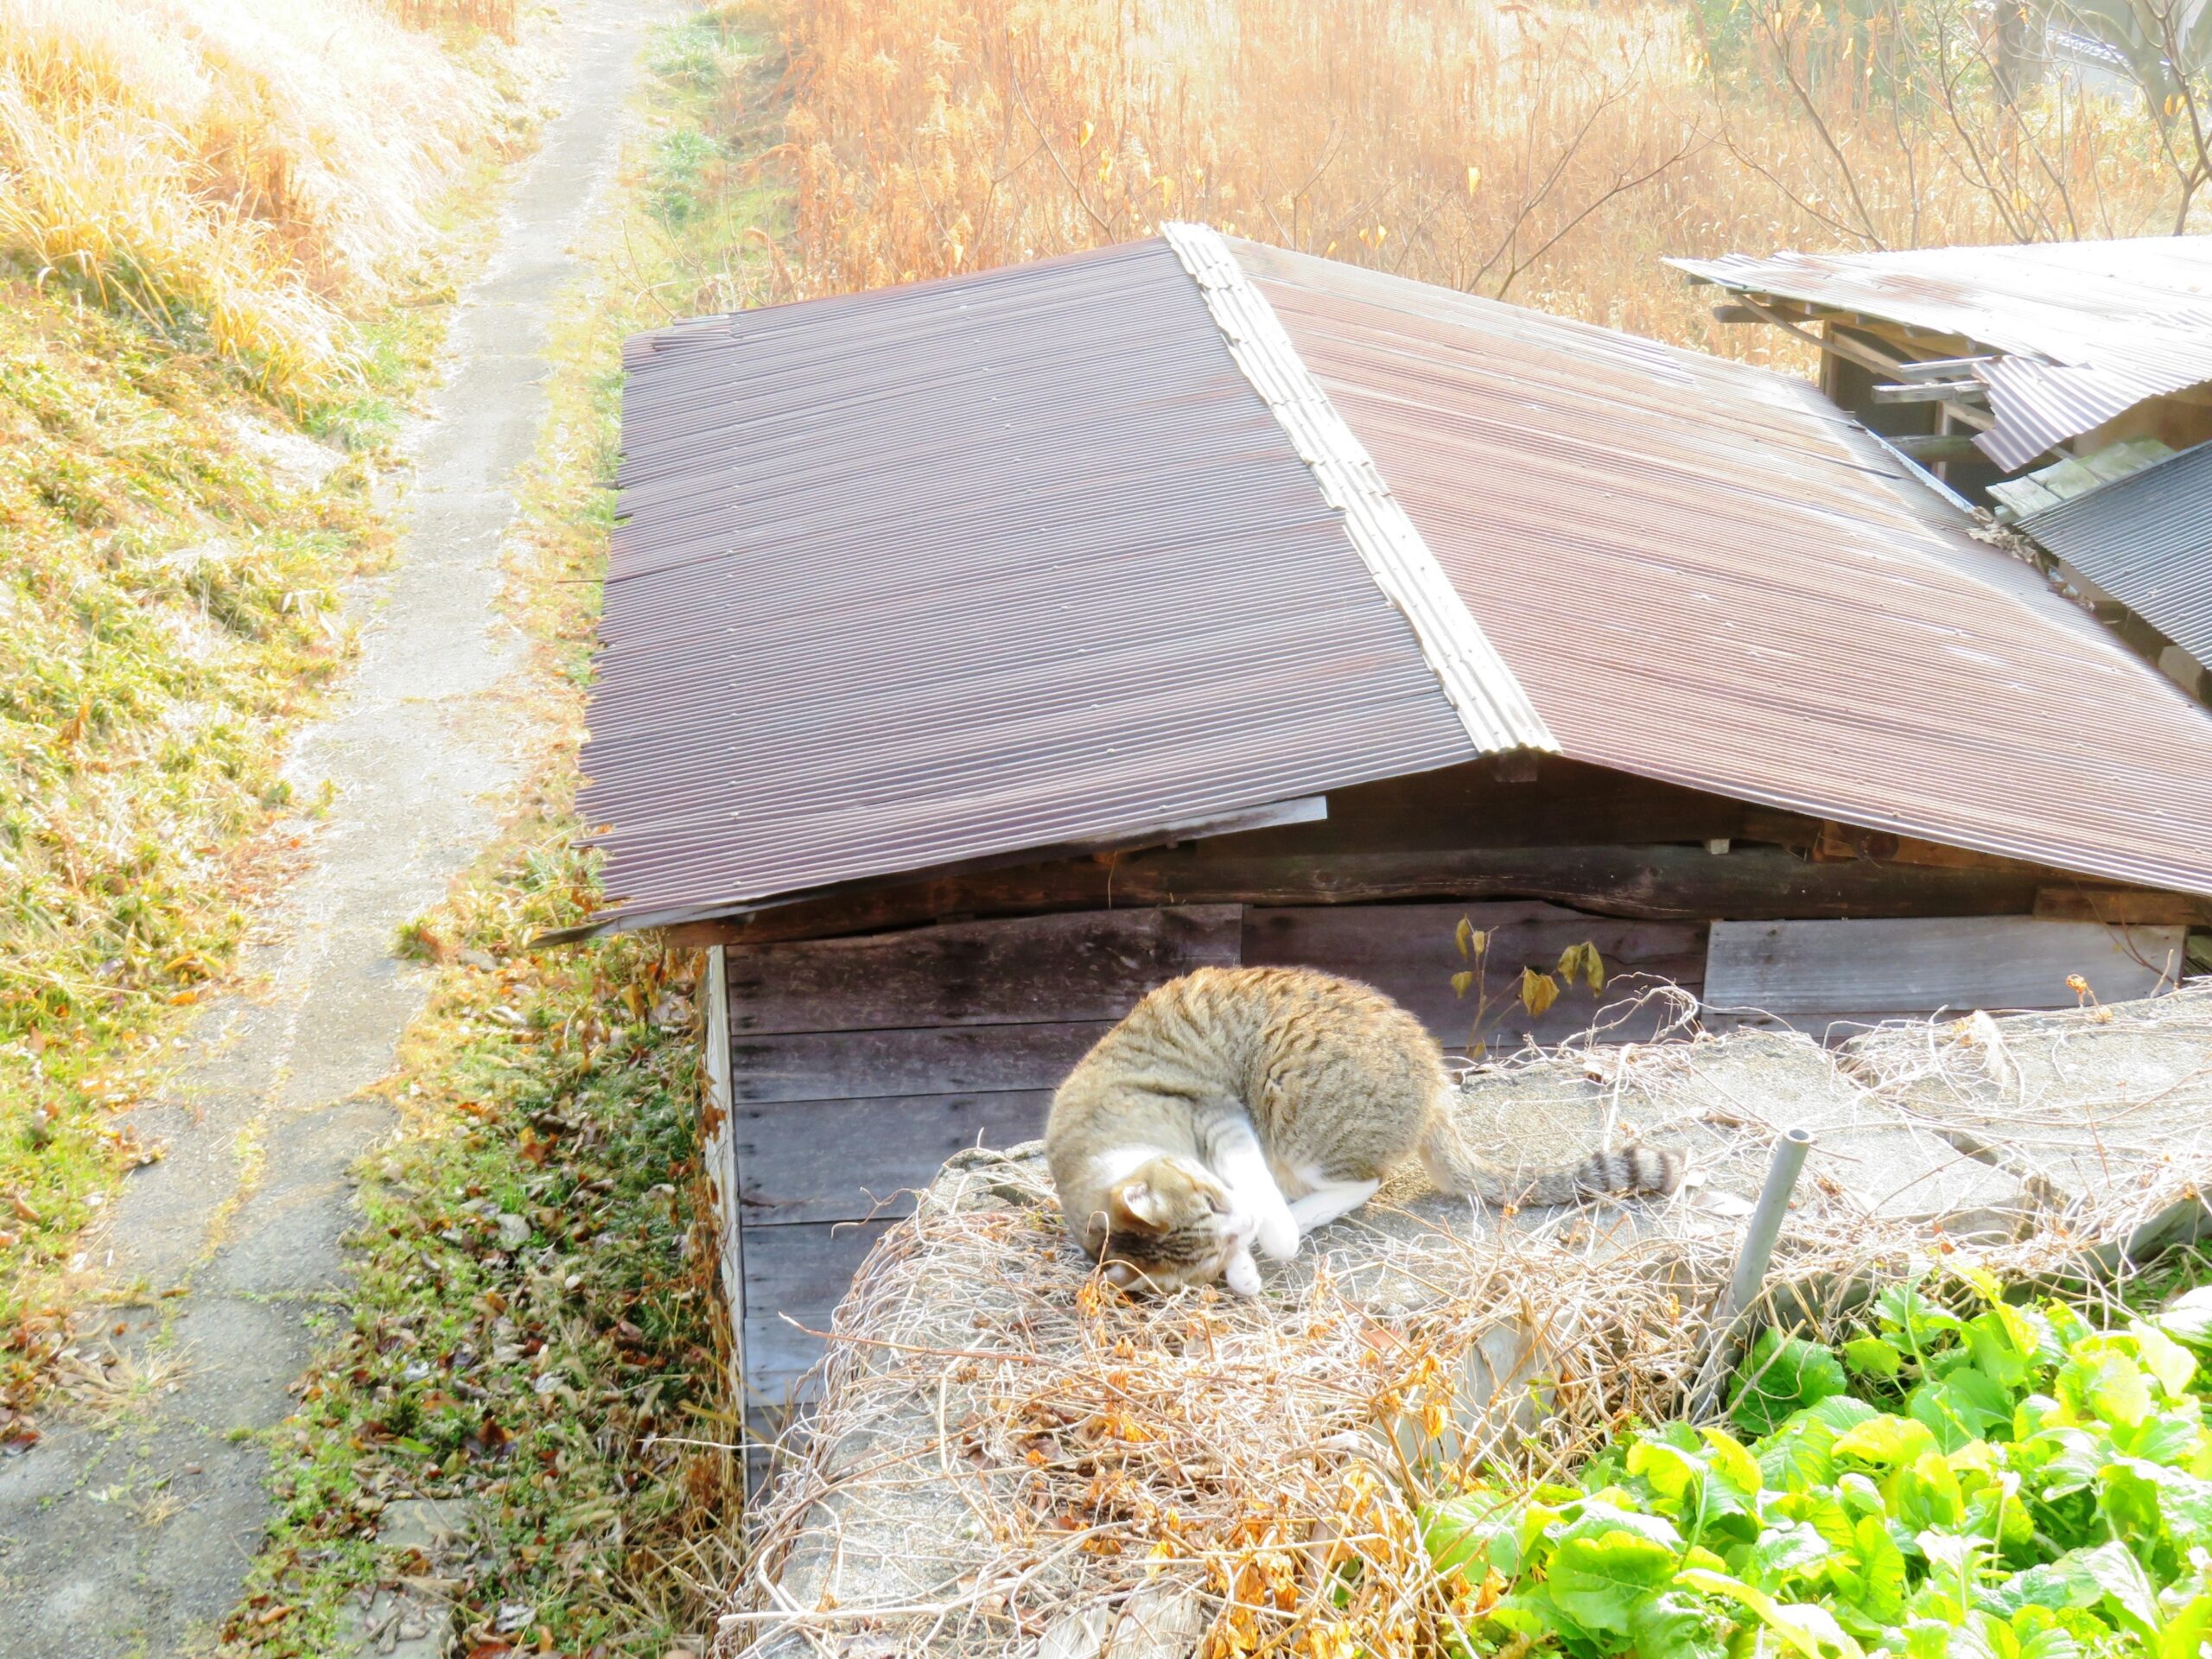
[1046,966,1681,1296]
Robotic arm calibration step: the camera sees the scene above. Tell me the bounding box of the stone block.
[1844,987,2212,1252]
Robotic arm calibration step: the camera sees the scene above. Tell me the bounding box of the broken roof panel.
[2019,439,2212,674]
[1670,238,2212,469]
[576,239,1521,931]
[1236,235,2212,898]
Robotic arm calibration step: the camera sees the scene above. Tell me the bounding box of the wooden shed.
[565,226,2212,1428]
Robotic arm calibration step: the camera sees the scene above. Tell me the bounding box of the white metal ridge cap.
[1158,221,1557,757]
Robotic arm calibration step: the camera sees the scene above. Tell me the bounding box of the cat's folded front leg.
[1252,1207,1299,1262]
[1222,1245,1262,1299]
[1215,1127,1300,1262]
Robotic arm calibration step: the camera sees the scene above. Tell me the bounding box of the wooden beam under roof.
[1872,379,1990,405]
[656,842,2194,950]
[1891,433,1986,462]
[1710,294,1994,431]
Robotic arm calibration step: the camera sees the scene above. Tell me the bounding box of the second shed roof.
[1669,237,2212,469]
[2019,439,2212,675]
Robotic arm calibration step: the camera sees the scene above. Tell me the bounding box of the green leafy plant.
[1421,1277,2212,1658]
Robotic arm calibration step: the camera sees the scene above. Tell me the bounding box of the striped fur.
[1046,967,1683,1294]
[1421,1118,1683,1208]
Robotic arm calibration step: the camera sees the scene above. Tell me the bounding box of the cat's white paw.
[1255,1207,1300,1262]
[1223,1248,1262,1299]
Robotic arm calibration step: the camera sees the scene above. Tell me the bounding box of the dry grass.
[774,0,2190,359]
[378,0,521,45]
[735,1159,1726,1659]
[0,0,520,397]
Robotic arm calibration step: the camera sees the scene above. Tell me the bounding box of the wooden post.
[702,948,746,1415]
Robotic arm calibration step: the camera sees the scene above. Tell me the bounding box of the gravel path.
[0,7,654,1651]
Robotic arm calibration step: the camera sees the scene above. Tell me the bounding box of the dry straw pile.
[0,0,518,395]
[723,988,2210,1659]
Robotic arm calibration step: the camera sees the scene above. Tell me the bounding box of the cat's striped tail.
[1419,1114,1683,1207]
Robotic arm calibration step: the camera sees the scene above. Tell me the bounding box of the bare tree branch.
[1752,2,1890,248]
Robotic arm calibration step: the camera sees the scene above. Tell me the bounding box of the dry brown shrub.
[772,0,2187,361]
[378,0,519,45]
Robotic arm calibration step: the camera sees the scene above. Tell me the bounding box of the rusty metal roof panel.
[575,239,1494,930]
[2020,440,2212,672]
[1236,236,2212,898]
[1670,238,2212,469]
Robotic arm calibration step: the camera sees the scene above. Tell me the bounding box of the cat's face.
[1086,1154,1255,1294]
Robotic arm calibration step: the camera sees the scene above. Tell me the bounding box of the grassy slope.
[0,2,536,1426]
[224,9,788,1653]
[0,256,478,1409]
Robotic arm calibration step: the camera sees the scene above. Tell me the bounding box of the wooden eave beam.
[657,839,2206,950]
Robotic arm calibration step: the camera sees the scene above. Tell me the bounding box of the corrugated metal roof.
[1162,223,1553,753]
[575,239,1500,930]
[2019,440,2212,672]
[1236,236,2212,899]
[575,232,2212,935]
[1670,238,2212,469]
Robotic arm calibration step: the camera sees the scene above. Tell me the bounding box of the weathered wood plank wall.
[1243,901,1707,1050]
[725,906,1242,1412]
[729,1021,1113,1103]
[722,905,1249,1033]
[1704,917,2186,1039]
[734,1091,1053,1224]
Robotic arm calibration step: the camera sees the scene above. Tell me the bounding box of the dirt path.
[0,6,656,1652]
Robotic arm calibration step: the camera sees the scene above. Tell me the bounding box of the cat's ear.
[1108,1179,1170,1234]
